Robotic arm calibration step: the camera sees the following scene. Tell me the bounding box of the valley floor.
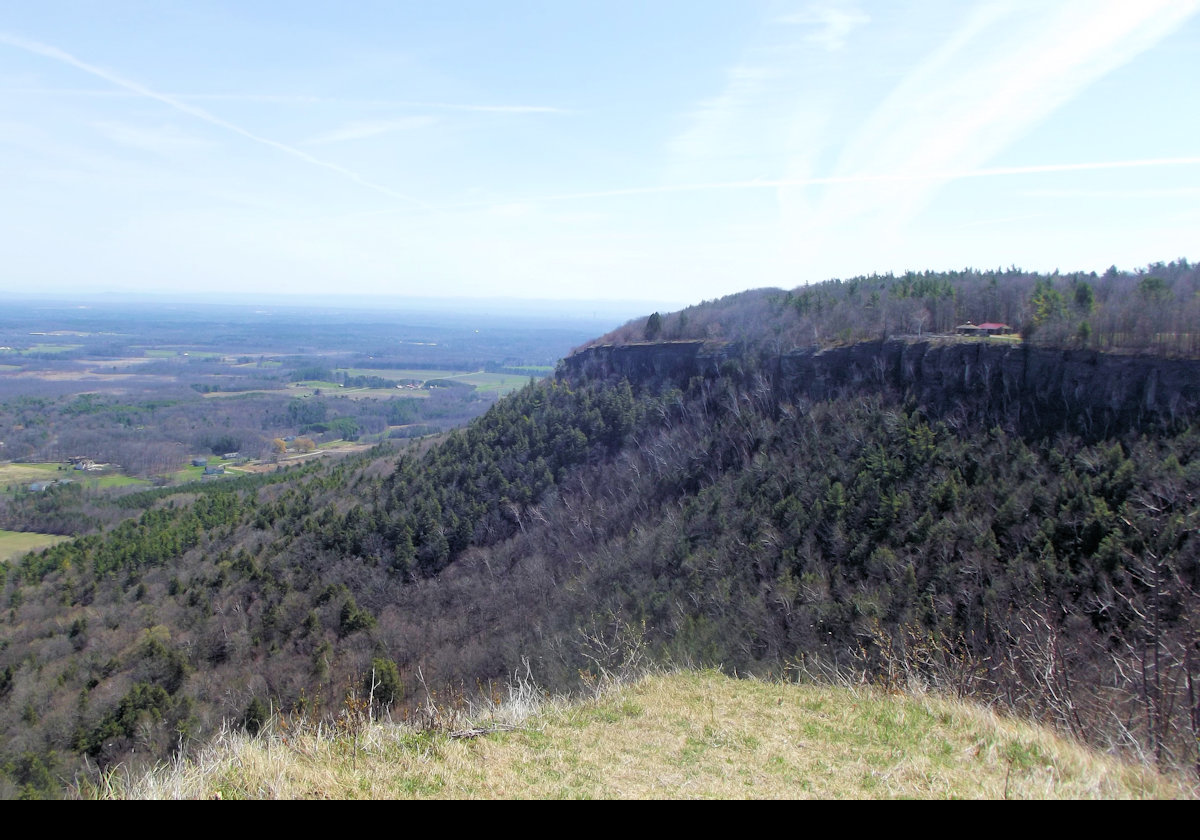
[83,670,1197,800]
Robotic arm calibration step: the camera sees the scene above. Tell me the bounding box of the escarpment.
[563,338,1200,439]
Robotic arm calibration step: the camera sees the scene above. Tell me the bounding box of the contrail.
[7,87,568,113]
[0,32,429,208]
[460,155,1200,207]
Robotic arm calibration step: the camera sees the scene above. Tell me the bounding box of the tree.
[1076,320,1092,347]
[644,312,663,341]
[1138,276,1170,302]
[365,658,403,712]
[1073,281,1095,314]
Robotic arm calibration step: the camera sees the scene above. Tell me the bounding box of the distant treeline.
[597,260,1200,357]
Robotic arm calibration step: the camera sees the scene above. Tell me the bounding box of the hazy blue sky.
[2,1,1198,306]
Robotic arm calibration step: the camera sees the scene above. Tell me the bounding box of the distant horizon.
[0,289,684,333]
[4,252,1193,320]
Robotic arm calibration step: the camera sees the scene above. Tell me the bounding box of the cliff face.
[561,340,717,384]
[563,339,1200,438]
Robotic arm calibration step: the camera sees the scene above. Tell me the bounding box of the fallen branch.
[448,724,530,740]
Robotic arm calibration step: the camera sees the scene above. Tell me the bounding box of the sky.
[2,1,1198,307]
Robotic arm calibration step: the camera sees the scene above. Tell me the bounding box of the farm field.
[200,388,288,398]
[0,462,62,486]
[462,372,540,394]
[19,343,83,355]
[286,383,418,400]
[141,349,224,360]
[0,462,152,492]
[338,368,540,395]
[165,458,242,484]
[0,528,71,562]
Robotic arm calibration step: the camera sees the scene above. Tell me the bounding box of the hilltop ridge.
[85,670,1197,800]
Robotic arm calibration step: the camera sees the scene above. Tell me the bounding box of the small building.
[191,457,208,467]
[957,322,1013,336]
[203,465,225,476]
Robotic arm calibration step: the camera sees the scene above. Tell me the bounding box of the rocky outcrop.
[564,339,1200,438]
[561,340,731,385]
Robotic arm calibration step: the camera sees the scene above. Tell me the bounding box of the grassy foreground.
[84,670,1197,800]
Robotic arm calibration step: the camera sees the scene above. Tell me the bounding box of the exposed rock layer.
[563,339,1200,438]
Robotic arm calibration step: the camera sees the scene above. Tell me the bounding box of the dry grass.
[83,670,1198,800]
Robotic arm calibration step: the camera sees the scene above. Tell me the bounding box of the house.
[191,457,208,467]
[956,322,1013,336]
[203,465,225,476]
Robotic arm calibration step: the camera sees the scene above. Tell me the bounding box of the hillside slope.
[4,266,1200,796]
[87,670,1196,800]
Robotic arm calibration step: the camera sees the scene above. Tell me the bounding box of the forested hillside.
[2,265,1199,797]
[590,260,1200,356]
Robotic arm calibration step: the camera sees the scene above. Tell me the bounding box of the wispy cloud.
[953,212,1046,230]
[91,120,212,156]
[1021,186,1200,199]
[304,116,437,146]
[779,1,871,51]
[3,87,569,113]
[763,0,1200,278]
[0,32,429,206]
[816,1,1200,222]
[666,64,781,175]
[447,155,1200,208]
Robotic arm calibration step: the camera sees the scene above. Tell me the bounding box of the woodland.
[1,262,1198,798]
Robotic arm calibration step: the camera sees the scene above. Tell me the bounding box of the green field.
[341,388,421,400]
[83,473,153,490]
[0,529,72,562]
[458,372,539,394]
[167,465,207,483]
[20,343,83,355]
[202,388,289,399]
[338,368,539,396]
[143,349,225,360]
[166,458,239,484]
[340,367,435,380]
[293,380,344,390]
[0,462,63,489]
[1,461,153,493]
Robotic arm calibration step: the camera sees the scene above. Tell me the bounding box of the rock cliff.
[563,339,1200,438]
